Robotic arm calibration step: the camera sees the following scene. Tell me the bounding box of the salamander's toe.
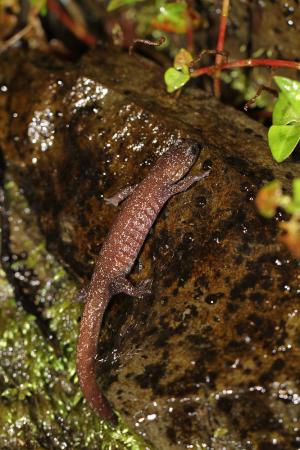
[135,278,153,297]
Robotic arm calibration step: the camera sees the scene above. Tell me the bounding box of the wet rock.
[198,0,300,65]
[196,0,300,104]
[0,46,300,449]
[0,177,146,450]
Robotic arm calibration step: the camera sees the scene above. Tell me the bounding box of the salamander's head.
[156,139,202,184]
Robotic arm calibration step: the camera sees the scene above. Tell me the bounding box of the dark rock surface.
[198,0,300,62]
[0,46,300,449]
[196,0,300,103]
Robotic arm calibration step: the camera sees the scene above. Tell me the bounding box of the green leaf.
[155,1,187,33]
[273,92,300,126]
[268,124,300,162]
[274,76,300,116]
[164,66,190,93]
[107,0,145,12]
[293,178,300,206]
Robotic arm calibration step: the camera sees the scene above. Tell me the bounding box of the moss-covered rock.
[0,179,148,449]
[0,46,299,449]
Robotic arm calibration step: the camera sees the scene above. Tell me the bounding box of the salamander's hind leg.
[111,276,152,298]
[74,286,88,303]
[168,171,210,196]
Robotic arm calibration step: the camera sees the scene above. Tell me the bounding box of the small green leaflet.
[268,76,300,163]
[164,48,192,93]
[164,66,190,93]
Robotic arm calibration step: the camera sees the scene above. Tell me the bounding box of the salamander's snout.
[155,138,204,185]
[178,139,203,164]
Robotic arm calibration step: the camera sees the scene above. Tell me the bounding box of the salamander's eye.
[188,141,202,156]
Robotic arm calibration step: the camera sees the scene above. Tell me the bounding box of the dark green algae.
[0,179,149,450]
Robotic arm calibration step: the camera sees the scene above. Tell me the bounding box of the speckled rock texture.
[0,46,300,450]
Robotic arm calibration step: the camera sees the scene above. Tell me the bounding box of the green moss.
[0,179,148,449]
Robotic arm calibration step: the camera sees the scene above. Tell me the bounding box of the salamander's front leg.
[167,171,210,196]
[104,184,138,207]
[111,276,152,298]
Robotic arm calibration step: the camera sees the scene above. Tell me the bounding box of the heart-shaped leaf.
[268,124,300,162]
[274,76,300,116]
[164,66,190,93]
[273,92,300,126]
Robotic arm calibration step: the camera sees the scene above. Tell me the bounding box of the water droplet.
[197,196,207,208]
[146,413,157,421]
[241,224,248,234]
[240,182,251,192]
[212,233,221,244]
[203,159,213,171]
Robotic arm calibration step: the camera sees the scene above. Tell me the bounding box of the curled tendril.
[189,49,229,71]
[244,84,278,111]
[129,36,166,56]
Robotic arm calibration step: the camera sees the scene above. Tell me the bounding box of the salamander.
[76,139,209,423]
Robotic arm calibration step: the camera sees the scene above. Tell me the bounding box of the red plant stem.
[190,58,300,78]
[47,0,96,46]
[186,0,194,53]
[214,0,230,97]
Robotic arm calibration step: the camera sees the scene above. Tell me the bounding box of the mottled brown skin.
[76,139,208,423]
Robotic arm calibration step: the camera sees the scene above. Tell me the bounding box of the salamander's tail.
[76,354,117,424]
[76,285,117,424]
